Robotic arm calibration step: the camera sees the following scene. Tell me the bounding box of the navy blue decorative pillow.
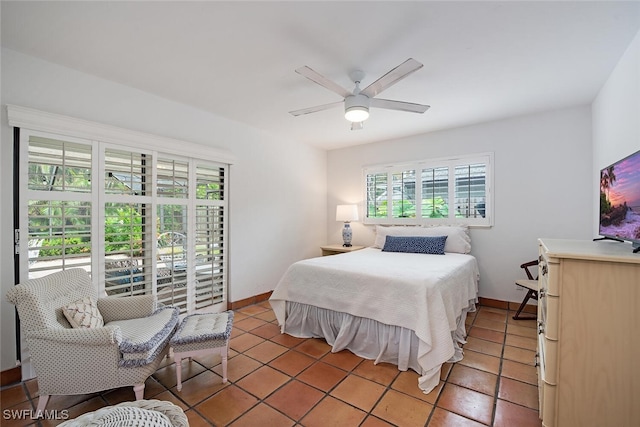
[382,235,448,255]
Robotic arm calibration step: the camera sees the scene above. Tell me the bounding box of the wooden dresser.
[537,239,640,427]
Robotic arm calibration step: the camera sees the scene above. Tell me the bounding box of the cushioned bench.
[170,311,234,391]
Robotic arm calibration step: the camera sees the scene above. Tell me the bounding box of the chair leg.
[133,383,145,400]
[175,356,184,392]
[35,394,50,417]
[513,290,537,320]
[221,343,229,384]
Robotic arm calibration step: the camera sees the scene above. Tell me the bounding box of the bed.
[269,225,479,394]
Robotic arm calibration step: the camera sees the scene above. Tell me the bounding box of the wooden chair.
[513,260,539,320]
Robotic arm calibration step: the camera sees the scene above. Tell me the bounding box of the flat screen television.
[598,148,640,252]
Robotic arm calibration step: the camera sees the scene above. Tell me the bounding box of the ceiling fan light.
[344,94,370,122]
[345,106,369,122]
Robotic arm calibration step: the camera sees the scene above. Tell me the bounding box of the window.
[364,153,493,226]
[104,148,154,297]
[26,135,93,274]
[16,112,230,315]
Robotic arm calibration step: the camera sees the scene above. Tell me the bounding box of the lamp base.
[342,223,353,247]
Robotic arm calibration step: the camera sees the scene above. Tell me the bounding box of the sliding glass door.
[18,129,228,314]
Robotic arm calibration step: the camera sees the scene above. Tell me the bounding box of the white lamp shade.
[345,106,369,122]
[336,204,359,222]
[344,94,370,122]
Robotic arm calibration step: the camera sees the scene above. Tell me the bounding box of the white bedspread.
[270,247,479,382]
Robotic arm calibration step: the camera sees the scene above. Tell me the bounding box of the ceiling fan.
[289,58,430,130]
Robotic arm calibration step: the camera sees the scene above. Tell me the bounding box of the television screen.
[599,149,640,248]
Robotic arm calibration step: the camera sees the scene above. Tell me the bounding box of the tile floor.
[0,302,542,427]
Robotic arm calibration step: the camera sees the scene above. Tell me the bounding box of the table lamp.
[336,204,359,247]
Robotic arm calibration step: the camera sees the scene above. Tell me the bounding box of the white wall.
[0,48,327,371]
[327,106,593,303]
[592,30,640,235]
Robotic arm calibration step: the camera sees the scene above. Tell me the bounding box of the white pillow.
[373,225,471,254]
[422,225,471,254]
[374,226,422,249]
[62,296,104,328]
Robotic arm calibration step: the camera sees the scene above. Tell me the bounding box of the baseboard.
[1,365,21,387]
[478,296,537,314]
[228,291,273,310]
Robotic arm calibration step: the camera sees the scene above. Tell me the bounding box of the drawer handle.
[541,264,548,276]
[534,352,539,367]
[539,288,546,298]
[538,321,544,335]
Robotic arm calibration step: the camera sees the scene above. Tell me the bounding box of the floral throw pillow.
[62,296,104,328]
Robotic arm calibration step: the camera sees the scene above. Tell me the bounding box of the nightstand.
[320,244,365,256]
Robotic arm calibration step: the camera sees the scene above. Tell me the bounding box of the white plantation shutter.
[392,169,416,219]
[156,158,190,312]
[103,148,154,297]
[421,166,449,219]
[194,165,226,310]
[157,158,189,198]
[17,116,230,314]
[366,172,387,220]
[24,134,93,277]
[454,163,487,220]
[156,204,188,312]
[364,153,493,226]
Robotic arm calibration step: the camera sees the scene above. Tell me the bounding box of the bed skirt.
[282,301,475,393]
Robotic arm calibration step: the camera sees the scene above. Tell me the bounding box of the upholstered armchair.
[6,268,179,414]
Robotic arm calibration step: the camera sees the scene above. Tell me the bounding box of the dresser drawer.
[538,331,556,427]
[537,333,545,421]
[539,253,559,296]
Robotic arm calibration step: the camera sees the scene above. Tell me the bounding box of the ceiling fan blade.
[296,66,352,98]
[360,58,423,98]
[371,98,430,114]
[351,121,364,131]
[289,101,342,116]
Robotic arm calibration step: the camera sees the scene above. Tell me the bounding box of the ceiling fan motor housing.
[345,94,370,122]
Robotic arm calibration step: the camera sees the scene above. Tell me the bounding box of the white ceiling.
[2,1,639,150]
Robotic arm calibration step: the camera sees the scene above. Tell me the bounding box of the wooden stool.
[169,311,234,391]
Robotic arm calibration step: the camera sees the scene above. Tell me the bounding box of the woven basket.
[58,399,188,427]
